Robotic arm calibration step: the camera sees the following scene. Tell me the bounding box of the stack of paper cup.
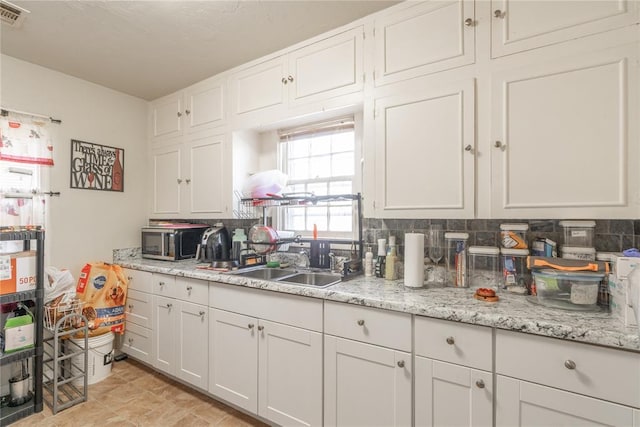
[404,233,425,288]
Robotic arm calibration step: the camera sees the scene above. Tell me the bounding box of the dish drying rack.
[42,299,88,414]
[241,193,364,273]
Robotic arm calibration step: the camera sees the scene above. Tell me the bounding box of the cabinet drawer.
[324,301,411,352]
[496,330,640,408]
[125,289,152,328]
[152,274,178,299]
[175,277,208,304]
[209,282,322,332]
[123,322,153,364]
[123,268,152,293]
[415,316,492,371]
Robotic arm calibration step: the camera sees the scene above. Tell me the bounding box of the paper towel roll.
[404,233,425,288]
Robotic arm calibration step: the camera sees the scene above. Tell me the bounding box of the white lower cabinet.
[208,283,323,426]
[496,376,639,426]
[122,268,153,365]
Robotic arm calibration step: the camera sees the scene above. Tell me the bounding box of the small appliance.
[141,223,208,261]
[200,223,232,263]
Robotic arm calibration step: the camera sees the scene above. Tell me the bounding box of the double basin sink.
[227,266,342,288]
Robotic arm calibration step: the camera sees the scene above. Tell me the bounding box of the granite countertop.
[117,258,640,353]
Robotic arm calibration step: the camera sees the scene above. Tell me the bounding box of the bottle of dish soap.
[364,246,374,277]
[385,235,398,280]
[375,238,386,278]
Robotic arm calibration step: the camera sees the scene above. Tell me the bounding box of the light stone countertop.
[117,258,640,353]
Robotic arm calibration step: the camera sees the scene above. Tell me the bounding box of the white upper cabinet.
[373,78,476,218]
[150,76,226,141]
[229,27,364,125]
[374,0,475,86]
[490,0,639,58]
[491,44,639,218]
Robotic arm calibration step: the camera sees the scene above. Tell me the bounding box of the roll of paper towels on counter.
[404,233,425,288]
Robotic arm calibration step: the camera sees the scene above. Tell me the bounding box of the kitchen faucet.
[298,249,310,269]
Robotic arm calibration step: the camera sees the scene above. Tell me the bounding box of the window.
[278,117,356,235]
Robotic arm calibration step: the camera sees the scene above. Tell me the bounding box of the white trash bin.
[70,331,115,385]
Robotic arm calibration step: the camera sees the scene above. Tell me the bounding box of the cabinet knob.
[248,323,255,329]
[199,311,205,317]
[446,336,455,345]
[127,276,133,281]
[185,179,191,184]
[494,9,505,18]
[159,281,165,286]
[494,140,503,148]
[475,379,485,389]
[187,285,193,292]
[357,319,365,326]
[177,111,182,117]
[464,145,473,152]
[258,325,264,331]
[287,75,294,82]
[282,77,288,84]
[464,18,474,27]
[397,360,405,368]
[166,303,172,309]
[185,109,191,115]
[177,178,183,184]
[564,360,576,370]
[128,304,133,310]
[128,337,133,344]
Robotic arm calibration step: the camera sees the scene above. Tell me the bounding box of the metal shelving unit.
[0,229,44,426]
[42,309,88,414]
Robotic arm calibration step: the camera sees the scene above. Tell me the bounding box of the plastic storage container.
[445,233,469,287]
[500,248,531,294]
[559,220,596,247]
[500,223,529,249]
[531,269,604,311]
[468,246,500,291]
[560,246,596,261]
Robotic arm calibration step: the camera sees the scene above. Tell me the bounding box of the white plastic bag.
[44,266,76,304]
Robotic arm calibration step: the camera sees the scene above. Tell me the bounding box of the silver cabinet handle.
[128,337,133,344]
[287,75,294,82]
[248,323,255,329]
[464,18,474,26]
[177,178,182,184]
[281,77,287,84]
[397,360,405,368]
[159,281,165,286]
[177,111,182,117]
[258,325,264,331]
[357,319,365,326]
[564,360,576,370]
[494,9,504,18]
[166,303,172,309]
[494,141,502,148]
[465,145,473,152]
[476,379,485,389]
[446,336,455,345]
[128,304,133,310]
[199,311,205,317]
[185,109,191,115]
[127,276,133,281]
[186,285,192,292]
[185,179,191,184]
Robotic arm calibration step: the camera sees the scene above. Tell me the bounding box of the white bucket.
[70,332,115,385]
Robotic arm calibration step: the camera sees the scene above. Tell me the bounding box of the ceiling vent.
[0,1,30,28]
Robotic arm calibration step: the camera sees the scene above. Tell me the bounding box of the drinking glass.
[428,224,444,283]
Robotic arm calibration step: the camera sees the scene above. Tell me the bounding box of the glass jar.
[445,232,469,287]
[500,248,531,294]
[468,246,500,291]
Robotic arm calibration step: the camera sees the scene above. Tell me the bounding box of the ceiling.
[1,1,399,101]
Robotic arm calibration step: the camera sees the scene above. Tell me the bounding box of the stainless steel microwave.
[141,225,208,261]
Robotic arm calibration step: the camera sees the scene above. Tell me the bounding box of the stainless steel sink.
[231,268,296,280]
[276,272,342,288]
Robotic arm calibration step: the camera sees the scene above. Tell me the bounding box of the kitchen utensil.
[248,224,278,255]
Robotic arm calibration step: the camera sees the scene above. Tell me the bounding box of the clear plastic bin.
[532,269,604,311]
[560,246,596,261]
[445,232,469,287]
[468,246,500,291]
[559,220,595,247]
[500,223,529,249]
[500,248,531,294]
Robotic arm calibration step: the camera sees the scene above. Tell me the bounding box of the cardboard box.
[0,251,37,295]
[608,275,638,327]
[3,313,34,352]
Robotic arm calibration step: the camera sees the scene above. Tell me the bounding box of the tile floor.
[12,357,269,427]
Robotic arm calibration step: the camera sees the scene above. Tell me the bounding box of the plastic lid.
[444,232,469,240]
[533,269,604,280]
[468,246,500,255]
[596,252,622,261]
[500,248,529,256]
[559,220,596,228]
[500,223,529,231]
[560,246,596,254]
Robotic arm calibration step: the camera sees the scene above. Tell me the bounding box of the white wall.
[1,55,148,276]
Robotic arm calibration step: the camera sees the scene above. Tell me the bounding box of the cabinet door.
[122,322,153,364]
[491,45,639,218]
[153,295,176,375]
[177,301,208,390]
[374,78,475,218]
[184,132,227,215]
[151,144,182,216]
[415,358,492,427]
[324,335,411,426]
[258,320,322,427]
[374,0,475,86]
[491,0,639,58]
[123,268,152,293]
[125,289,152,329]
[496,376,636,426]
[209,308,258,413]
[150,93,182,139]
[288,27,363,105]
[230,56,287,116]
[184,79,225,133]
